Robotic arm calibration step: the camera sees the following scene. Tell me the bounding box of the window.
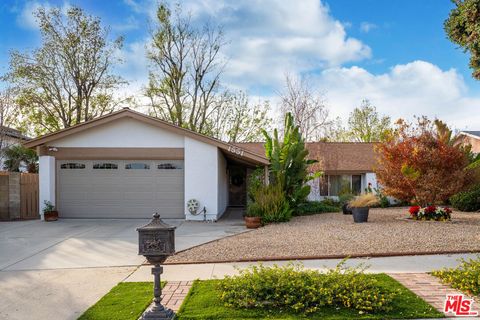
[60,163,85,169]
[125,163,150,170]
[93,163,118,169]
[319,176,328,196]
[352,175,362,195]
[320,174,363,196]
[157,162,182,169]
[329,175,351,196]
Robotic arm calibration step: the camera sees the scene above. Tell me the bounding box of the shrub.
[338,193,355,206]
[349,193,379,208]
[375,118,472,206]
[408,205,452,221]
[431,256,480,296]
[296,201,340,215]
[450,185,480,212]
[247,167,264,203]
[251,183,292,223]
[218,262,397,315]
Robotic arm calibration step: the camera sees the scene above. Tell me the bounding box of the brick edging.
[388,273,479,315]
[161,281,193,312]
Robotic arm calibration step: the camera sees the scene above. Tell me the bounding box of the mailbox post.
[137,213,176,320]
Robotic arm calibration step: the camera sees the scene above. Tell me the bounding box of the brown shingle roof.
[234,142,377,172]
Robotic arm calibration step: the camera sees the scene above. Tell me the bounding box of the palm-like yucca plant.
[2,145,38,173]
[262,113,319,209]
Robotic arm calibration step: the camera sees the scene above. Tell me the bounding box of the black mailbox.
[136,213,176,320]
[137,213,176,264]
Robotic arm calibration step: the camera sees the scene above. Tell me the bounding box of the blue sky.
[1,0,479,129]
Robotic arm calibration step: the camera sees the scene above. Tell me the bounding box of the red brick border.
[161,281,193,312]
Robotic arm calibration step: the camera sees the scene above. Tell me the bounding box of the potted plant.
[244,202,262,229]
[339,193,354,215]
[348,193,379,223]
[43,200,58,221]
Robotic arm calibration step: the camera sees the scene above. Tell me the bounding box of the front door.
[228,166,246,207]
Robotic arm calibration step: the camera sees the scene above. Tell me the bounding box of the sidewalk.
[124,252,478,282]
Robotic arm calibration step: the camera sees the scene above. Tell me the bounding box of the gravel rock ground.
[166,208,480,264]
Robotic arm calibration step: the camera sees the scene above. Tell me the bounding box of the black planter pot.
[342,203,353,215]
[352,207,369,223]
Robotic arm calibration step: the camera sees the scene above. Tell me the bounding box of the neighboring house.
[0,126,30,170]
[457,131,480,154]
[236,142,378,201]
[24,108,269,221]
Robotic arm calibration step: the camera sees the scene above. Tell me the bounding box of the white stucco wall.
[307,177,320,201]
[217,150,228,219]
[52,118,184,148]
[39,155,55,220]
[184,137,220,221]
[365,172,378,190]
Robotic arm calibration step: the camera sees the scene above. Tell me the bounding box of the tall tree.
[445,0,480,80]
[8,6,125,135]
[0,87,20,162]
[279,74,334,141]
[346,100,391,142]
[209,92,272,142]
[147,3,225,133]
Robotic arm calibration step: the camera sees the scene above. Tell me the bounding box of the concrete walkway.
[125,253,479,282]
[0,217,246,320]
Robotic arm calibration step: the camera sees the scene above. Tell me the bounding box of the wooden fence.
[0,172,39,220]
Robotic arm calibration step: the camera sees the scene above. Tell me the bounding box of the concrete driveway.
[0,217,246,320]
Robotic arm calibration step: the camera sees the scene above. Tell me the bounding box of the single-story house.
[457,131,480,154]
[24,108,269,221]
[25,108,379,220]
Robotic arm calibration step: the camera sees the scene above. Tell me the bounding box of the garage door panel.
[58,160,185,218]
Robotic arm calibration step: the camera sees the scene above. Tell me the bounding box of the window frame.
[125,162,151,170]
[60,162,86,169]
[93,162,118,170]
[320,174,363,197]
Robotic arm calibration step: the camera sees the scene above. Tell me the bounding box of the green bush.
[247,167,264,203]
[431,256,480,296]
[449,185,480,212]
[338,193,355,205]
[321,197,340,207]
[250,183,292,223]
[296,201,340,215]
[218,262,397,315]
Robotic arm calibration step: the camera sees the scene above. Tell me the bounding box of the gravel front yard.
[166,208,480,264]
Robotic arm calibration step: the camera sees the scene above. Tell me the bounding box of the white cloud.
[16,1,71,30]
[360,22,377,33]
[117,0,480,128]
[179,0,371,89]
[313,60,480,129]
[112,15,140,31]
[16,1,49,29]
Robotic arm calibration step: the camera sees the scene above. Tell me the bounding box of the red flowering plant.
[409,205,452,221]
[408,206,420,217]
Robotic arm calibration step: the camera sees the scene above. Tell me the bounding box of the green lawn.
[177,275,444,320]
[78,282,153,320]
